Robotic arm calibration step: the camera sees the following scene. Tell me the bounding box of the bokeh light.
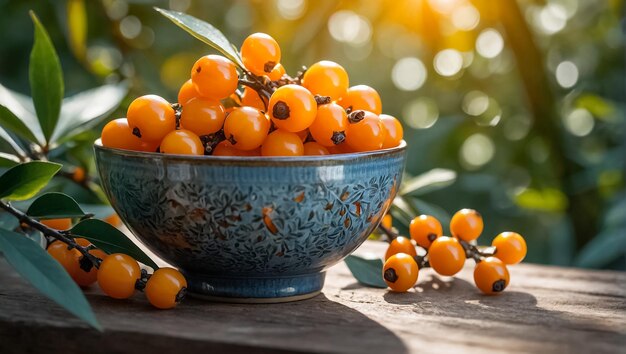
[403,97,439,129]
[434,49,463,77]
[451,5,480,31]
[392,57,427,91]
[476,28,504,58]
[460,133,495,169]
[563,108,594,137]
[119,16,141,39]
[328,11,372,46]
[555,61,579,88]
[276,0,307,20]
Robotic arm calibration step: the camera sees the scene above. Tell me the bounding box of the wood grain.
[0,241,624,354]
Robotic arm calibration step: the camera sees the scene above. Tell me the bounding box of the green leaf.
[0,125,28,158]
[0,212,19,230]
[574,228,626,268]
[0,105,39,143]
[0,152,20,168]
[399,169,457,196]
[0,227,101,330]
[71,219,158,269]
[515,187,568,213]
[27,192,86,219]
[0,83,45,145]
[344,255,387,288]
[80,204,115,220]
[52,82,128,144]
[409,198,452,228]
[29,11,64,142]
[0,161,62,201]
[155,7,245,69]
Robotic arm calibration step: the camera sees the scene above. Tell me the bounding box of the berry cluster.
[101,33,403,156]
[381,209,527,294]
[43,218,186,309]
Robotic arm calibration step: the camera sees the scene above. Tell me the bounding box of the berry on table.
[223,107,270,151]
[380,114,404,149]
[145,267,187,309]
[409,215,443,249]
[261,130,304,157]
[308,102,348,147]
[473,257,510,295]
[179,97,226,136]
[345,110,385,152]
[101,118,145,151]
[191,54,238,100]
[428,236,466,276]
[450,208,484,242]
[241,33,281,76]
[97,253,141,299]
[269,84,317,132]
[385,236,417,261]
[337,85,382,115]
[302,60,349,101]
[47,240,80,277]
[492,232,527,265]
[160,129,204,155]
[383,253,419,292]
[303,141,330,155]
[127,95,176,143]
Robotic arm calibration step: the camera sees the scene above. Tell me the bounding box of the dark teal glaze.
[94,141,406,300]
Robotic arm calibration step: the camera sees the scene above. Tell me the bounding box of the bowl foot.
[184,272,326,303]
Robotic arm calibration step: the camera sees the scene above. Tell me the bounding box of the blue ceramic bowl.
[94,140,406,302]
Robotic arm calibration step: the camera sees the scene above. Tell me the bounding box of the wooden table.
[1,241,624,353]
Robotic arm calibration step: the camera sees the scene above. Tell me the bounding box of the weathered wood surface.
[0,241,624,354]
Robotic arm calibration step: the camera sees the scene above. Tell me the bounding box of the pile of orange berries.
[42,218,186,309]
[101,32,403,156]
[381,209,527,294]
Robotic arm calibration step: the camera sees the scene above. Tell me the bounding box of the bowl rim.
[94,139,407,164]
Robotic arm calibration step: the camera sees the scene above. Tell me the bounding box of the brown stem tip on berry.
[314,95,331,105]
[492,279,506,292]
[272,101,290,120]
[264,61,277,73]
[348,110,365,123]
[132,127,142,138]
[331,131,346,145]
[384,268,398,283]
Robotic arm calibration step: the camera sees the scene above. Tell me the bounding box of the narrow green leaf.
[80,204,115,220]
[155,7,245,69]
[399,169,457,196]
[574,228,626,268]
[0,83,45,145]
[0,125,28,158]
[344,255,387,288]
[0,105,39,143]
[0,212,19,230]
[52,82,128,144]
[0,161,62,201]
[27,192,86,219]
[71,219,158,269]
[0,228,101,330]
[29,11,64,142]
[0,152,20,168]
[409,198,451,227]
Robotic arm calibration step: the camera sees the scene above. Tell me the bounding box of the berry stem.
[458,239,495,263]
[377,223,397,242]
[0,200,102,269]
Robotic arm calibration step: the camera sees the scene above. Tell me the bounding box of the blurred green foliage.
[0,0,624,269]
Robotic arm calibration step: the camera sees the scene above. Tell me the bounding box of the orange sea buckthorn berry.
[338,85,382,115]
[309,103,348,147]
[381,214,392,229]
[409,215,443,249]
[180,97,226,136]
[492,232,527,265]
[97,253,141,299]
[241,87,267,111]
[474,257,510,295]
[303,141,329,156]
[302,60,349,101]
[145,268,187,309]
[191,54,238,100]
[345,110,385,152]
[385,236,417,261]
[268,63,286,81]
[72,238,108,287]
[428,236,466,276]
[327,143,355,155]
[261,130,304,157]
[241,33,281,76]
[160,129,204,155]
[269,84,317,132]
[127,95,176,143]
[47,241,80,277]
[450,209,484,242]
[41,218,72,230]
[212,141,260,156]
[101,118,144,151]
[380,114,404,149]
[72,167,86,183]
[178,79,199,105]
[295,129,309,142]
[383,253,419,292]
[104,213,122,227]
[224,107,270,151]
